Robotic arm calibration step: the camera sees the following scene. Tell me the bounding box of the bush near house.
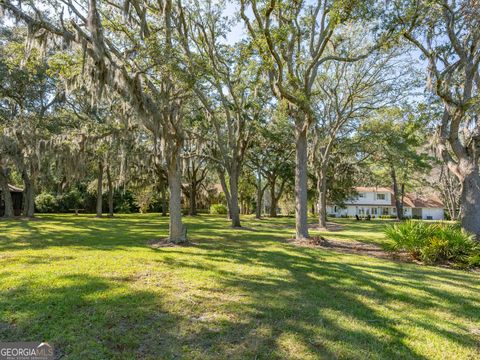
[380,215,397,219]
[209,204,227,215]
[35,193,58,213]
[385,221,480,268]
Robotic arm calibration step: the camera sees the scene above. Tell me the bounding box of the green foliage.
[358,107,432,192]
[385,220,433,253]
[114,190,138,214]
[385,221,480,267]
[36,189,86,213]
[210,204,227,215]
[56,189,84,212]
[422,225,479,266]
[35,193,58,213]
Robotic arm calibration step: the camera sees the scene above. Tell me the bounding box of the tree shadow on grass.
[1,215,479,358]
[0,214,242,251]
[157,239,480,358]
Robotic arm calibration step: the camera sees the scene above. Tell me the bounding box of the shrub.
[384,221,434,257]
[114,190,138,213]
[35,193,58,213]
[56,189,84,212]
[422,224,479,266]
[210,204,227,215]
[385,221,480,268]
[469,254,480,267]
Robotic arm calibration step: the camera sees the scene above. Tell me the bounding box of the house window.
[382,208,389,215]
[358,193,365,198]
[372,208,378,215]
[376,194,386,200]
[334,206,337,213]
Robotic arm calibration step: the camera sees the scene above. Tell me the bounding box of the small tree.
[358,108,431,219]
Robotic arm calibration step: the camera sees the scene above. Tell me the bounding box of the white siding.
[347,191,392,206]
[404,207,412,217]
[326,205,347,217]
[328,190,444,220]
[422,208,444,220]
[347,206,357,217]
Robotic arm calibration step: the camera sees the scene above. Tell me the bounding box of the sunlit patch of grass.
[0,214,479,359]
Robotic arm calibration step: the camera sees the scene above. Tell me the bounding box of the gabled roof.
[389,193,443,208]
[403,194,444,208]
[355,186,392,193]
[353,186,444,209]
[393,195,415,208]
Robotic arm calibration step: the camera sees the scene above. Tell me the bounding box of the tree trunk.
[106,165,114,217]
[218,169,232,220]
[57,176,67,195]
[189,183,197,216]
[167,157,186,243]
[317,169,328,229]
[21,168,34,218]
[390,166,403,220]
[96,161,103,218]
[161,183,167,217]
[0,168,14,218]
[255,173,262,219]
[269,180,277,217]
[228,170,241,227]
[459,166,480,240]
[295,125,309,239]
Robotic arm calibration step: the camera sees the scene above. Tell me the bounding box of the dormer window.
[376,193,386,200]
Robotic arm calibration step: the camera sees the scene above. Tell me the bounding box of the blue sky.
[224,2,247,44]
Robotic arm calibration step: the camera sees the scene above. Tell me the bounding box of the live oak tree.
[240,0,390,239]
[309,139,360,217]
[358,108,431,220]
[182,135,208,216]
[61,89,134,218]
[0,28,59,217]
[247,116,294,218]
[398,0,480,237]
[311,34,405,228]
[1,0,190,242]
[177,1,267,227]
[0,37,14,217]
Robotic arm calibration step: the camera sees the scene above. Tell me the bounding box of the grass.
[313,217,393,245]
[0,214,479,359]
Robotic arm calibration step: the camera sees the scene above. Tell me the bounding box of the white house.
[326,187,444,220]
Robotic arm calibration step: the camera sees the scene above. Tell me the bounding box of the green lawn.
[0,214,479,359]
